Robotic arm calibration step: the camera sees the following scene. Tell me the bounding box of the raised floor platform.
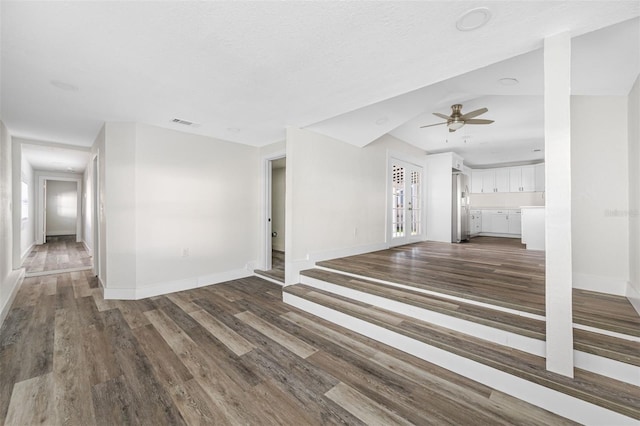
[283,238,640,424]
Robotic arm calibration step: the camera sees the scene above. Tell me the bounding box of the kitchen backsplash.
[469,192,545,208]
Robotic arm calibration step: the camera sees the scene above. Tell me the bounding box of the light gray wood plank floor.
[0,271,576,425]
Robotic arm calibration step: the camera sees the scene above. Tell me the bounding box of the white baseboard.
[82,240,93,256]
[20,242,35,265]
[283,293,637,425]
[572,273,627,296]
[627,282,640,315]
[0,269,25,328]
[103,267,252,300]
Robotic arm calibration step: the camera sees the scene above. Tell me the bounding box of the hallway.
[22,236,92,277]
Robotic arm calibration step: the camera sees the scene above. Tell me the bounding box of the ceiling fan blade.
[420,122,447,128]
[433,112,451,120]
[460,107,488,120]
[465,119,494,125]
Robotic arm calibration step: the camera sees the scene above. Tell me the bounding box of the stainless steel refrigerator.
[452,172,470,243]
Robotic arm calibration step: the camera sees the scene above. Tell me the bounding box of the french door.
[390,159,423,245]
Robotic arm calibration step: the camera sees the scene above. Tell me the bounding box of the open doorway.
[255,156,286,284]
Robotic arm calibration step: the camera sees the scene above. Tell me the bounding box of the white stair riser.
[301,274,545,356]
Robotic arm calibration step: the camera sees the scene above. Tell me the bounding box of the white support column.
[544,32,574,377]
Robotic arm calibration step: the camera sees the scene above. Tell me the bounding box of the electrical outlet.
[182,248,190,257]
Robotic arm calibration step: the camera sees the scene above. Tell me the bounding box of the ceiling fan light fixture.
[448,121,465,131]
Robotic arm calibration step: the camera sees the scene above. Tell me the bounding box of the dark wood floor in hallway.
[0,272,575,425]
[22,235,92,275]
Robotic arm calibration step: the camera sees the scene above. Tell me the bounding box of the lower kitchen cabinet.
[478,209,521,236]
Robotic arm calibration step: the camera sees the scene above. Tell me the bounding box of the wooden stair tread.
[285,284,640,420]
[302,268,546,339]
[574,328,640,366]
[574,289,640,338]
[302,268,640,367]
[316,257,546,316]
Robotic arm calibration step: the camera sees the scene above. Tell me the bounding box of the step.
[283,284,640,424]
[300,268,640,385]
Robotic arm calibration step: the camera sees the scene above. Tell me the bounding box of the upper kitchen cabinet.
[472,164,545,194]
[509,165,535,192]
[471,168,510,193]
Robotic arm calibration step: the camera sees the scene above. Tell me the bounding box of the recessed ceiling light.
[50,80,79,92]
[498,78,519,86]
[456,7,492,32]
[375,117,388,125]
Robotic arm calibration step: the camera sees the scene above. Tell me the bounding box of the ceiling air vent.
[172,118,195,126]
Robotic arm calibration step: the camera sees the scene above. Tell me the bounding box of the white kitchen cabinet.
[534,163,545,192]
[481,210,509,233]
[472,169,510,193]
[494,169,510,192]
[507,209,522,234]
[509,166,535,192]
[452,153,464,171]
[479,209,520,236]
[490,211,509,233]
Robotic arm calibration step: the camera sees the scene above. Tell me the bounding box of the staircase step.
[284,283,640,423]
[302,268,545,338]
[301,268,640,372]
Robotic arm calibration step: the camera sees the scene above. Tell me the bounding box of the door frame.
[387,153,426,247]
[91,153,101,278]
[260,150,286,271]
[35,173,83,245]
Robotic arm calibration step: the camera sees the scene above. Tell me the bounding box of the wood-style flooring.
[22,235,92,276]
[317,237,640,336]
[0,272,576,425]
[254,250,285,283]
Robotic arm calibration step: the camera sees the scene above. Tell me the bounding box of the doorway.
[389,159,424,246]
[24,175,91,276]
[255,155,286,283]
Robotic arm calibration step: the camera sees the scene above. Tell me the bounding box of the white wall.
[571,96,629,295]
[272,165,286,252]
[0,120,23,327]
[82,157,93,254]
[470,192,545,208]
[286,128,425,284]
[628,75,640,313]
[100,123,260,298]
[104,122,137,292]
[425,153,453,243]
[20,151,34,258]
[45,180,78,236]
[92,125,107,286]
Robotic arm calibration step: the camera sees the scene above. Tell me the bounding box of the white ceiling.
[20,142,90,173]
[1,1,639,167]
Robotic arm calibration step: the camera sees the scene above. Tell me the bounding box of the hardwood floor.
[0,272,576,425]
[254,250,285,283]
[22,235,92,276]
[317,237,640,336]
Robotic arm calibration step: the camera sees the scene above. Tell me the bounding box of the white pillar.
[544,32,574,377]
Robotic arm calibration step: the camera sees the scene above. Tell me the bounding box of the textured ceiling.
[2,1,638,157]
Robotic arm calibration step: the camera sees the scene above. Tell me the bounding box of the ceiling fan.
[420,104,494,132]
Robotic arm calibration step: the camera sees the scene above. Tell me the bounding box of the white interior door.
[390,160,423,246]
